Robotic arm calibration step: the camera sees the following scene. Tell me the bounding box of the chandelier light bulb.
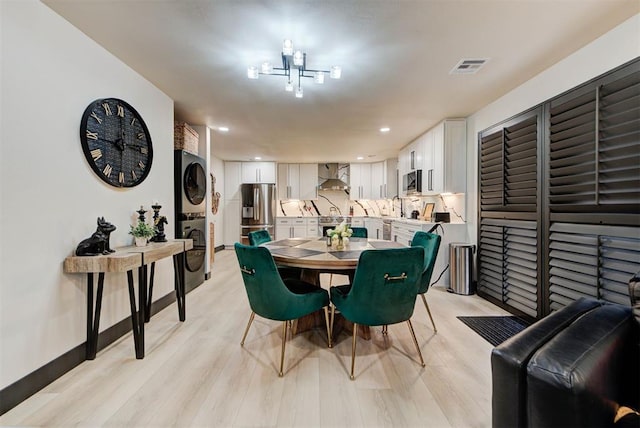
[295,87,304,98]
[261,62,273,74]
[282,39,293,55]
[314,71,325,84]
[247,66,259,79]
[285,81,293,92]
[330,65,342,79]
[293,50,304,66]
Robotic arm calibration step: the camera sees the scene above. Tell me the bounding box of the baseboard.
[0,290,177,416]
[214,245,225,252]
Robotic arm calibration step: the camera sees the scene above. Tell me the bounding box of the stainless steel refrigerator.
[240,183,276,245]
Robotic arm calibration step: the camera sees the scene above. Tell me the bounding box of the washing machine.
[179,218,206,291]
[174,150,207,219]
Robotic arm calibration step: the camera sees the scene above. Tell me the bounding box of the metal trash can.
[449,243,476,295]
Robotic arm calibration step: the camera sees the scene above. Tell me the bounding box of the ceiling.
[43,1,638,163]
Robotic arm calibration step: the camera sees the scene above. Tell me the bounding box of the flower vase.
[335,238,344,250]
[135,237,148,247]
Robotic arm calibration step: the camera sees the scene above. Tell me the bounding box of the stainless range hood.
[318,163,350,190]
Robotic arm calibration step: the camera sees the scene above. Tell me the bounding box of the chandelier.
[247,39,341,98]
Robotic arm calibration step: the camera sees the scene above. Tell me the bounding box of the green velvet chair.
[329,246,425,380]
[248,229,272,246]
[234,243,331,377]
[410,231,442,332]
[350,227,368,238]
[247,229,301,280]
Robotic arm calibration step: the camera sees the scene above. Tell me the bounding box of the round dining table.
[263,236,406,339]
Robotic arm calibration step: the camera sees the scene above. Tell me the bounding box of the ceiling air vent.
[450,58,489,75]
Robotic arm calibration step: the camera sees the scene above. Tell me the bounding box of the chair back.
[248,229,272,246]
[411,231,441,294]
[340,247,423,326]
[350,227,368,238]
[234,243,306,321]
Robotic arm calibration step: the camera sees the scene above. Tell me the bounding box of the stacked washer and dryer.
[174,150,207,291]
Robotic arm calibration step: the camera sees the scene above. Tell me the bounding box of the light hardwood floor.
[1,249,509,427]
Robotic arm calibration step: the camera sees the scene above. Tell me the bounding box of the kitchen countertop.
[275,215,465,225]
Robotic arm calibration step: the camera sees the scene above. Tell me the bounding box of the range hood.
[318,163,350,190]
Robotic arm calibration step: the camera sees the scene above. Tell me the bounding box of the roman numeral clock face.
[80,98,153,188]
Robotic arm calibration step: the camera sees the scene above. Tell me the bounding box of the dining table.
[263,236,406,339]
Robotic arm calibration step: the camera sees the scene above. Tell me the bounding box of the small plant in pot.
[129,220,156,247]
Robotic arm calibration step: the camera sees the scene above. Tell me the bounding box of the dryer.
[174,150,207,219]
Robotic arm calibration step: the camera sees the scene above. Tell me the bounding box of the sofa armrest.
[491,298,603,428]
[527,303,638,428]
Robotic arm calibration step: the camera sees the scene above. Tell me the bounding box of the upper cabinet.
[349,163,372,200]
[399,119,466,196]
[278,163,318,200]
[370,159,398,199]
[241,162,276,183]
[422,119,466,195]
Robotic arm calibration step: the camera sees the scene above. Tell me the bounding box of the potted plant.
[129,220,156,247]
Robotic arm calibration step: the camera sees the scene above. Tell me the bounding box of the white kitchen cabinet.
[370,159,398,199]
[422,119,466,194]
[224,161,242,201]
[299,163,318,200]
[391,220,422,246]
[349,163,372,200]
[241,161,276,183]
[223,199,240,246]
[349,217,365,228]
[275,217,308,239]
[278,163,318,200]
[365,218,384,240]
[307,217,319,237]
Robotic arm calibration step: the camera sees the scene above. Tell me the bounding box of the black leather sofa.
[491,297,639,428]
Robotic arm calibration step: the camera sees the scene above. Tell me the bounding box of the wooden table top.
[264,237,404,271]
[64,239,194,273]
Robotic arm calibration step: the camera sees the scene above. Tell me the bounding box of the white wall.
[0,1,175,389]
[465,14,640,245]
[210,154,225,248]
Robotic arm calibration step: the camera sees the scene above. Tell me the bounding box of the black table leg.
[144,262,155,323]
[127,269,145,359]
[86,272,105,360]
[173,252,186,321]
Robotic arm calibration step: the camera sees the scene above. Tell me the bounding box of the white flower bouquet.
[326,220,353,248]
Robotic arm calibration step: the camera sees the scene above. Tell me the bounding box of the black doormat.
[457,316,531,347]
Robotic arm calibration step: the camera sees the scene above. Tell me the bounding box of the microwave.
[403,170,422,193]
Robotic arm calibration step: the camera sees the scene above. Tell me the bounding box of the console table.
[64,239,193,360]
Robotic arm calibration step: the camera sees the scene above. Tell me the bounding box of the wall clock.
[80,98,153,187]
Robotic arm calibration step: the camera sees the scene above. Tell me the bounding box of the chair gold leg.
[350,323,358,380]
[240,311,256,346]
[324,307,332,348]
[406,319,425,367]
[330,305,335,340]
[421,294,437,333]
[279,321,288,377]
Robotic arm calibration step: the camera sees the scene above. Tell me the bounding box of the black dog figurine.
[75,217,117,256]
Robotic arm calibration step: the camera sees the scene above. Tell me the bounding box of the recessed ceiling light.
[254,156,262,160]
[218,126,229,132]
[356,156,364,160]
[380,127,390,133]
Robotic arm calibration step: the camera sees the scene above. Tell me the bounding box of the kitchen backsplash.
[278,190,466,223]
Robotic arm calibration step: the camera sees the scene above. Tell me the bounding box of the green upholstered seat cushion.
[248,230,272,246]
[411,232,442,294]
[330,247,423,326]
[235,243,329,321]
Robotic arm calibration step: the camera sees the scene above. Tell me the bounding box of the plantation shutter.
[548,223,640,311]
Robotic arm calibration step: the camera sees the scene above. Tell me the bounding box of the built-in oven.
[403,169,422,194]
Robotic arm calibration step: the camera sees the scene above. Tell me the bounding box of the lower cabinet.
[365,218,384,240]
[276,218,318,239]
